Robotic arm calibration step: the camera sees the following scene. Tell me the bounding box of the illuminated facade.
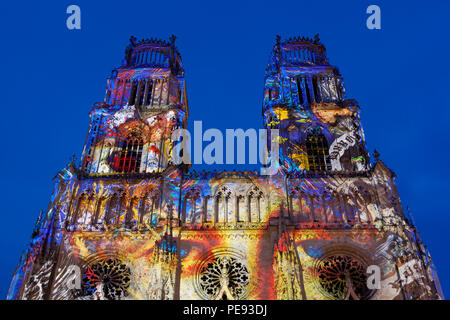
[8,35,443,300]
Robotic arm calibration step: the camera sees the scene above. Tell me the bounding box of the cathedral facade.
[7,35,443,300]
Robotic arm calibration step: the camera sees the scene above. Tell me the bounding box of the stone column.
[202,196,207,224]
[257,196,261,222]
[235,196,239,224]
[322,194,328,224]
[142,79,150,108]
[352,193,360,222]
[298,192,304,222]
[247,196,252,222]
[214,196,219,224]
[223,195,228,223]
[182,198,187,224]
[309,194,315,223]
[192,197,198,224]
[339,195,348,223]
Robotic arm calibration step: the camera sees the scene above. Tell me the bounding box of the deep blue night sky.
[1,0,449,298]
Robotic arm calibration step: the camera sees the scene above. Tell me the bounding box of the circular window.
[315,252,374,300]
[82,258,131,300]
[194,249,250,300]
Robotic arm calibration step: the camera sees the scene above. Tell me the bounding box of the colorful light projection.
[7,35,443,300]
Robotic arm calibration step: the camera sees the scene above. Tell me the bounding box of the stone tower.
[8,35,443,300]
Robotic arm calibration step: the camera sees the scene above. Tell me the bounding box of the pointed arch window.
[247,186,264,223]
[114,133,144,173]
[312,75,322,103]
[141,190,159,226]
[93,197,107,225]
[305,133,331,171]
[214,186,232,223]
[72,193,88,225]
[126,197,140,227]
[183,188,202,224]
[105,194,118,225]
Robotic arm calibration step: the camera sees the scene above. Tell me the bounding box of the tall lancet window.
[129,81,138,105]
[312,75,322,103]
[115,133,144,173]
[305,133,331,171]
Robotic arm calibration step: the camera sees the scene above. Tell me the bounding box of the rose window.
[316,254,372,300]
[196,255,250,300]
[82,258,131,300]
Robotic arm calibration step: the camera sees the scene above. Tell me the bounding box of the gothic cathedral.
[8,35,443,300]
